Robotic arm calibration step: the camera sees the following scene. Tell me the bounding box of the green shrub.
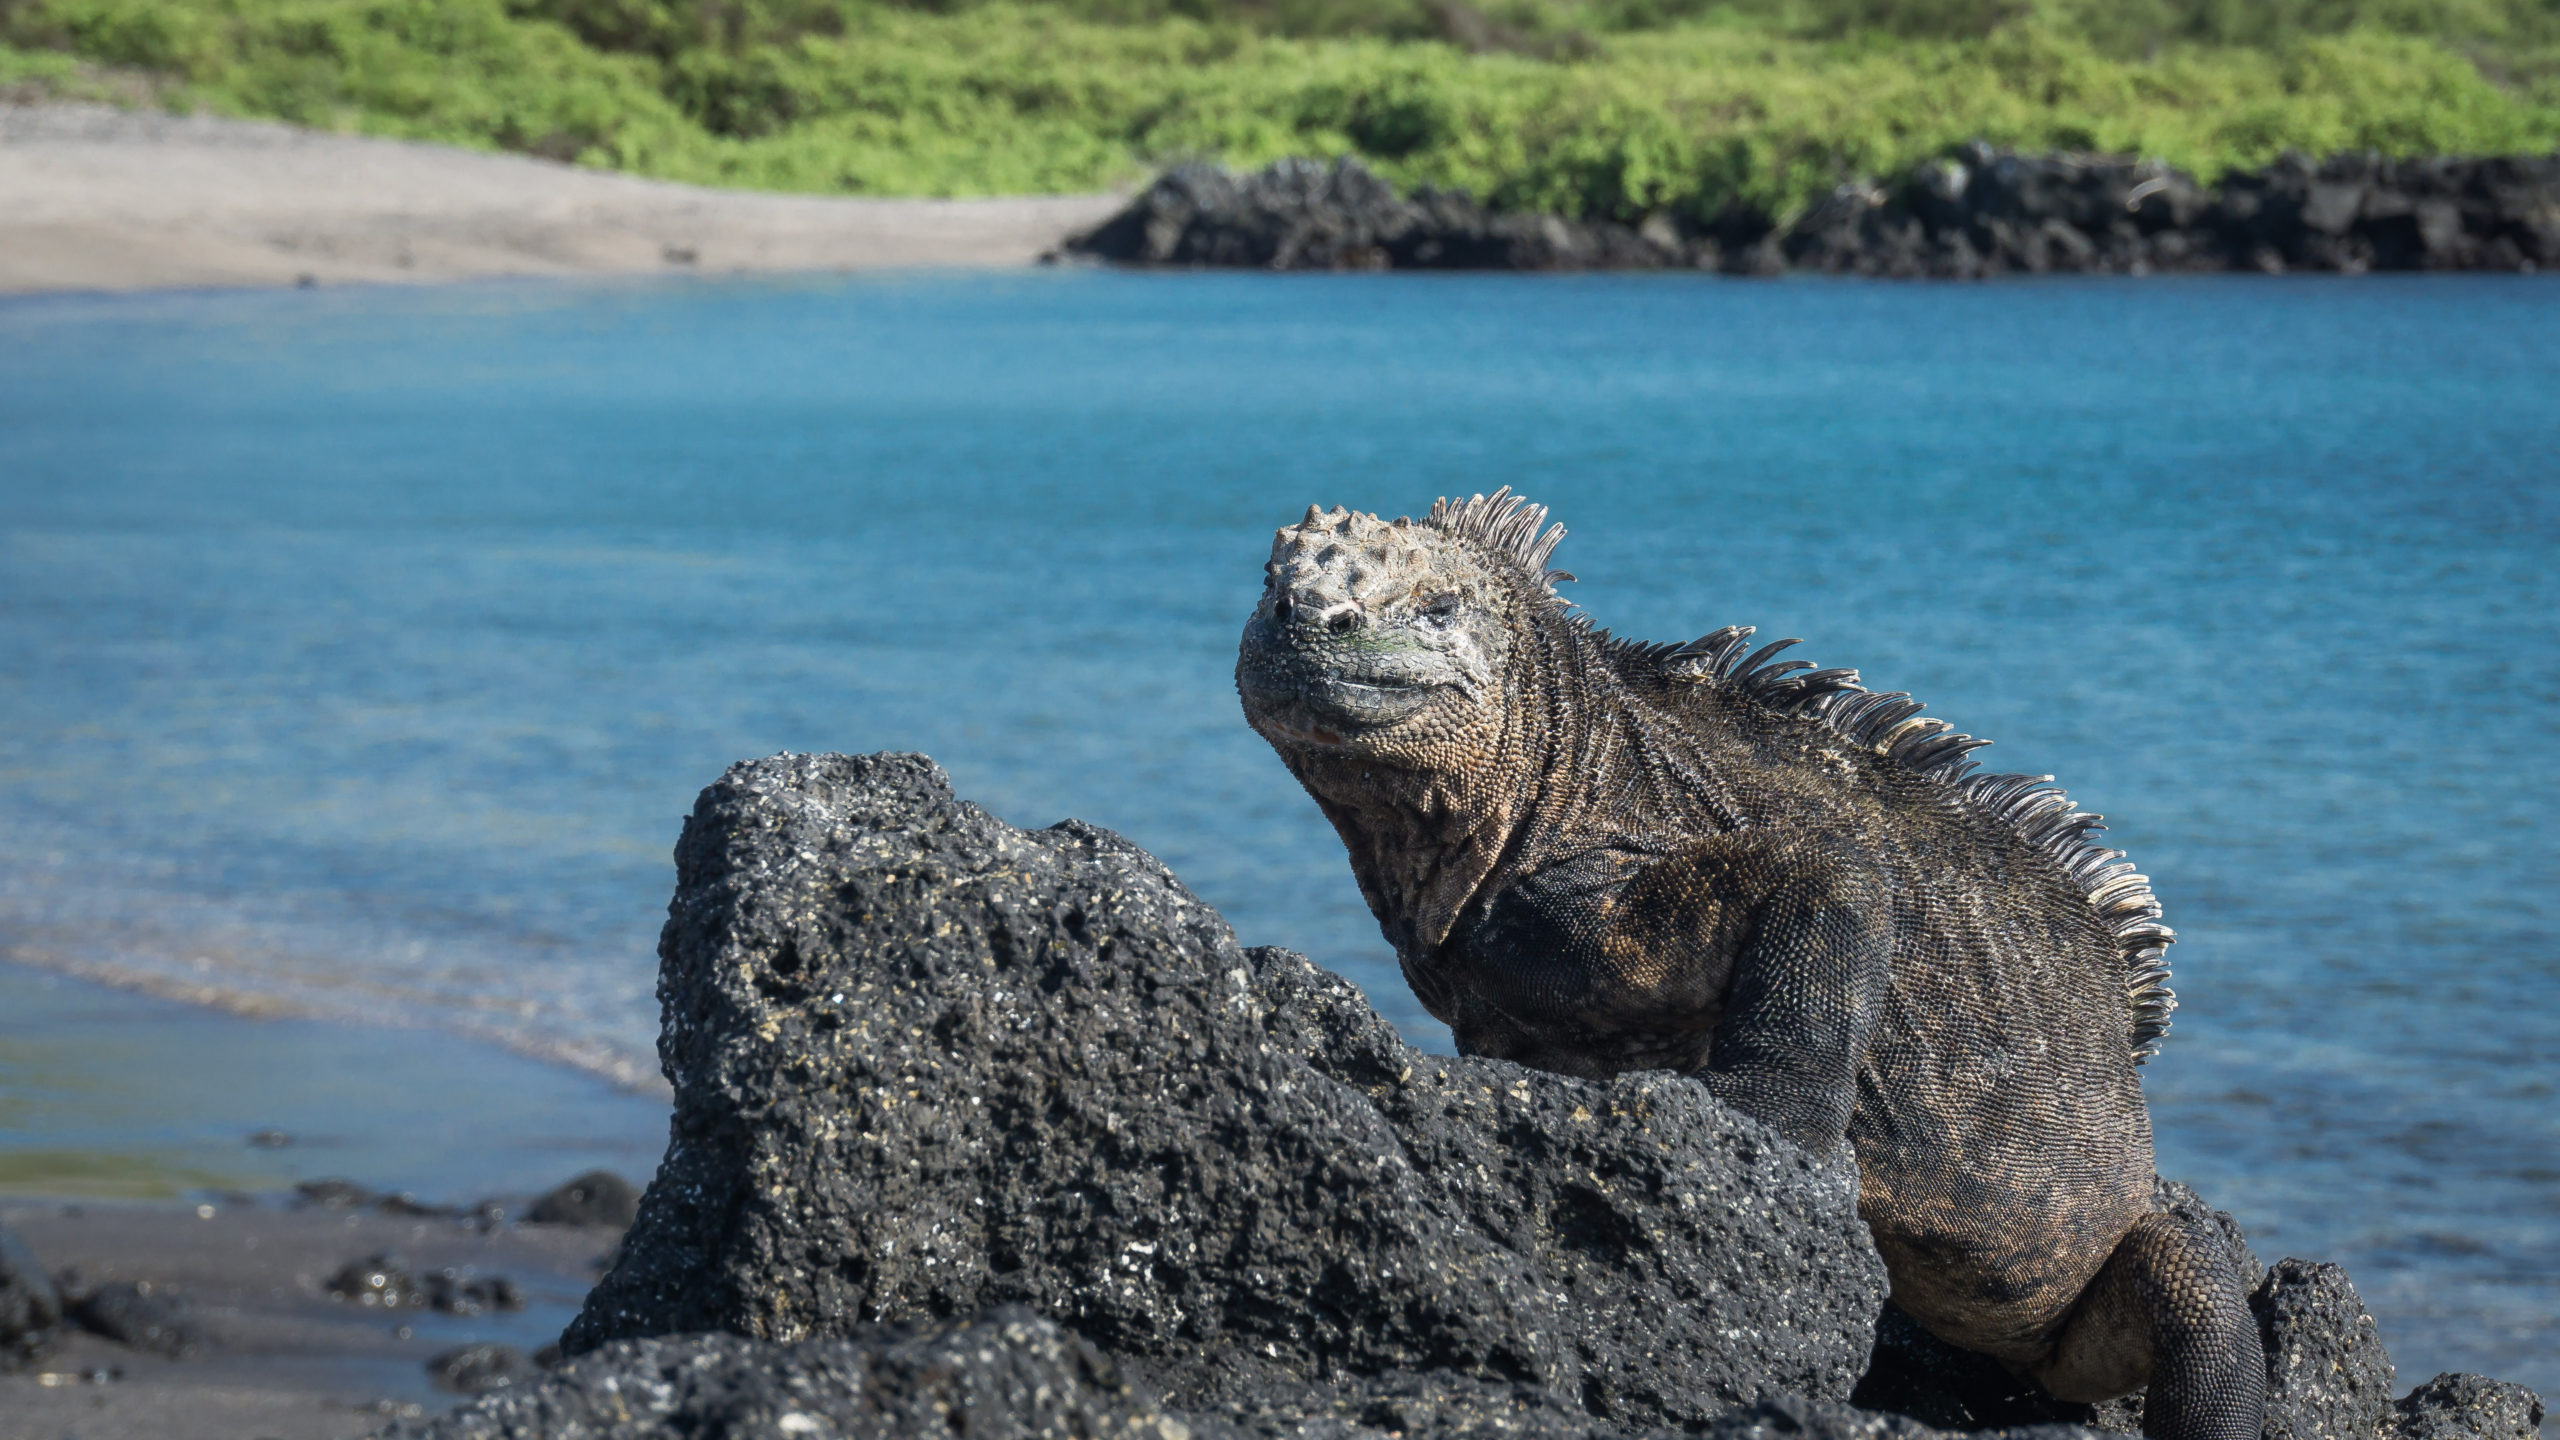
[4,0,2555,213]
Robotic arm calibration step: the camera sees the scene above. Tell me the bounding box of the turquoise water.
[0,271,2552,1393]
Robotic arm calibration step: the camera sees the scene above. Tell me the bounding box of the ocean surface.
[0,270,2552,1394]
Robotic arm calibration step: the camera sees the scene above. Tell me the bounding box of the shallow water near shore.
[0,964,666,1202]
[0,270,2553,1395]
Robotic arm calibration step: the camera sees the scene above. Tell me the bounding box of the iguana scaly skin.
[1234,491,2265,1440]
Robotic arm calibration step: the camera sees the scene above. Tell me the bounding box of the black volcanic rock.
[0,1224,63,1370]
[560,751,1888,1429]
[70,1279,203,1357]
[2255,1261,2397,1440]
[2391,1373,2546,1440]
[398,1308,2124,1440]
[1068,146,2560,275]
[526,1171,641,1229]
[395,1308,1234,1440]
[1068,156,1683,271]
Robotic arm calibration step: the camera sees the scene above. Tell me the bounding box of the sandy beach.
[1,1197,620,1440]
[0,966,671,1438]
[0,103,1125,294]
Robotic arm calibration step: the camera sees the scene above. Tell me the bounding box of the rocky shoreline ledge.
[302,752,2542,1440]
[1066,148,2560,276]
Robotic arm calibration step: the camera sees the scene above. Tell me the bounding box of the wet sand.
[0,1198,618,1440]
[0,103,1125,294]
[0,966,669,1438]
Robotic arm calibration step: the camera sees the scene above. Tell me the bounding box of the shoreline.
[0,943,667,1098]
[1074,151,2560,276]
[0,965,669,1436]
[0,102,1125,296]
[0,964,666,1205]
[14,101,2553,295]
[0,958,670,1424]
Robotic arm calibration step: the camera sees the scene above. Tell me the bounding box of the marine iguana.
[1234,490,2265,1440]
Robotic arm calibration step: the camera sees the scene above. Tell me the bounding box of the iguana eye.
[1419,595,1461,628]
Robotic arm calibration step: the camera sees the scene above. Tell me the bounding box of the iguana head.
[1235,490,1568,772]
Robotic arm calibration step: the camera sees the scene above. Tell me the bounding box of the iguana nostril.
[1272,594,1294,621]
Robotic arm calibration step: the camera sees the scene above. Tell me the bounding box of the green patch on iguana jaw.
[1236,628,1459,743]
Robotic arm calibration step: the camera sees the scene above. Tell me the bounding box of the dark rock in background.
[1067,148,2560,276]
[68,1279,202,1358]
[427,1342,541,1396]
[525,1171,640,1229]
[426,1270,527,1316]
[326,1252,526,1315]
[0,1224,64,1369]
[1782,145,2222,277]
[295,1177,384,1209]
[328,1252,421,1308]
[561,751,1887,1430]
[2214,153,2560,273]
[1067,156,1683,271]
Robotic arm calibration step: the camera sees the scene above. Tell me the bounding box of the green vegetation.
[5,0,2558,219]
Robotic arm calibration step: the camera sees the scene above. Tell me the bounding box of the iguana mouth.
[1240,669,1443,744]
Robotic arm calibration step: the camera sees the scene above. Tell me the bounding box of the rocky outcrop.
[1783,146,2560,276]
[397,751,2541,1440]
[560,751,1888,1429]
[1067,149,2560,275]
[1066,157,1679,271]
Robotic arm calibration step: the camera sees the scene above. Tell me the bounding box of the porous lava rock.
[560,751,1888,1431]
[406,1305,2124,1440]
[2390,1374,2545,1440]
[393,1307,1219,1440]
[2255,1261,2397,1440]
[1067,146,2560,275]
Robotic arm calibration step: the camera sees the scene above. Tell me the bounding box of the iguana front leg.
[1684,840,1893,1152]
[1449,833,1893,1153]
